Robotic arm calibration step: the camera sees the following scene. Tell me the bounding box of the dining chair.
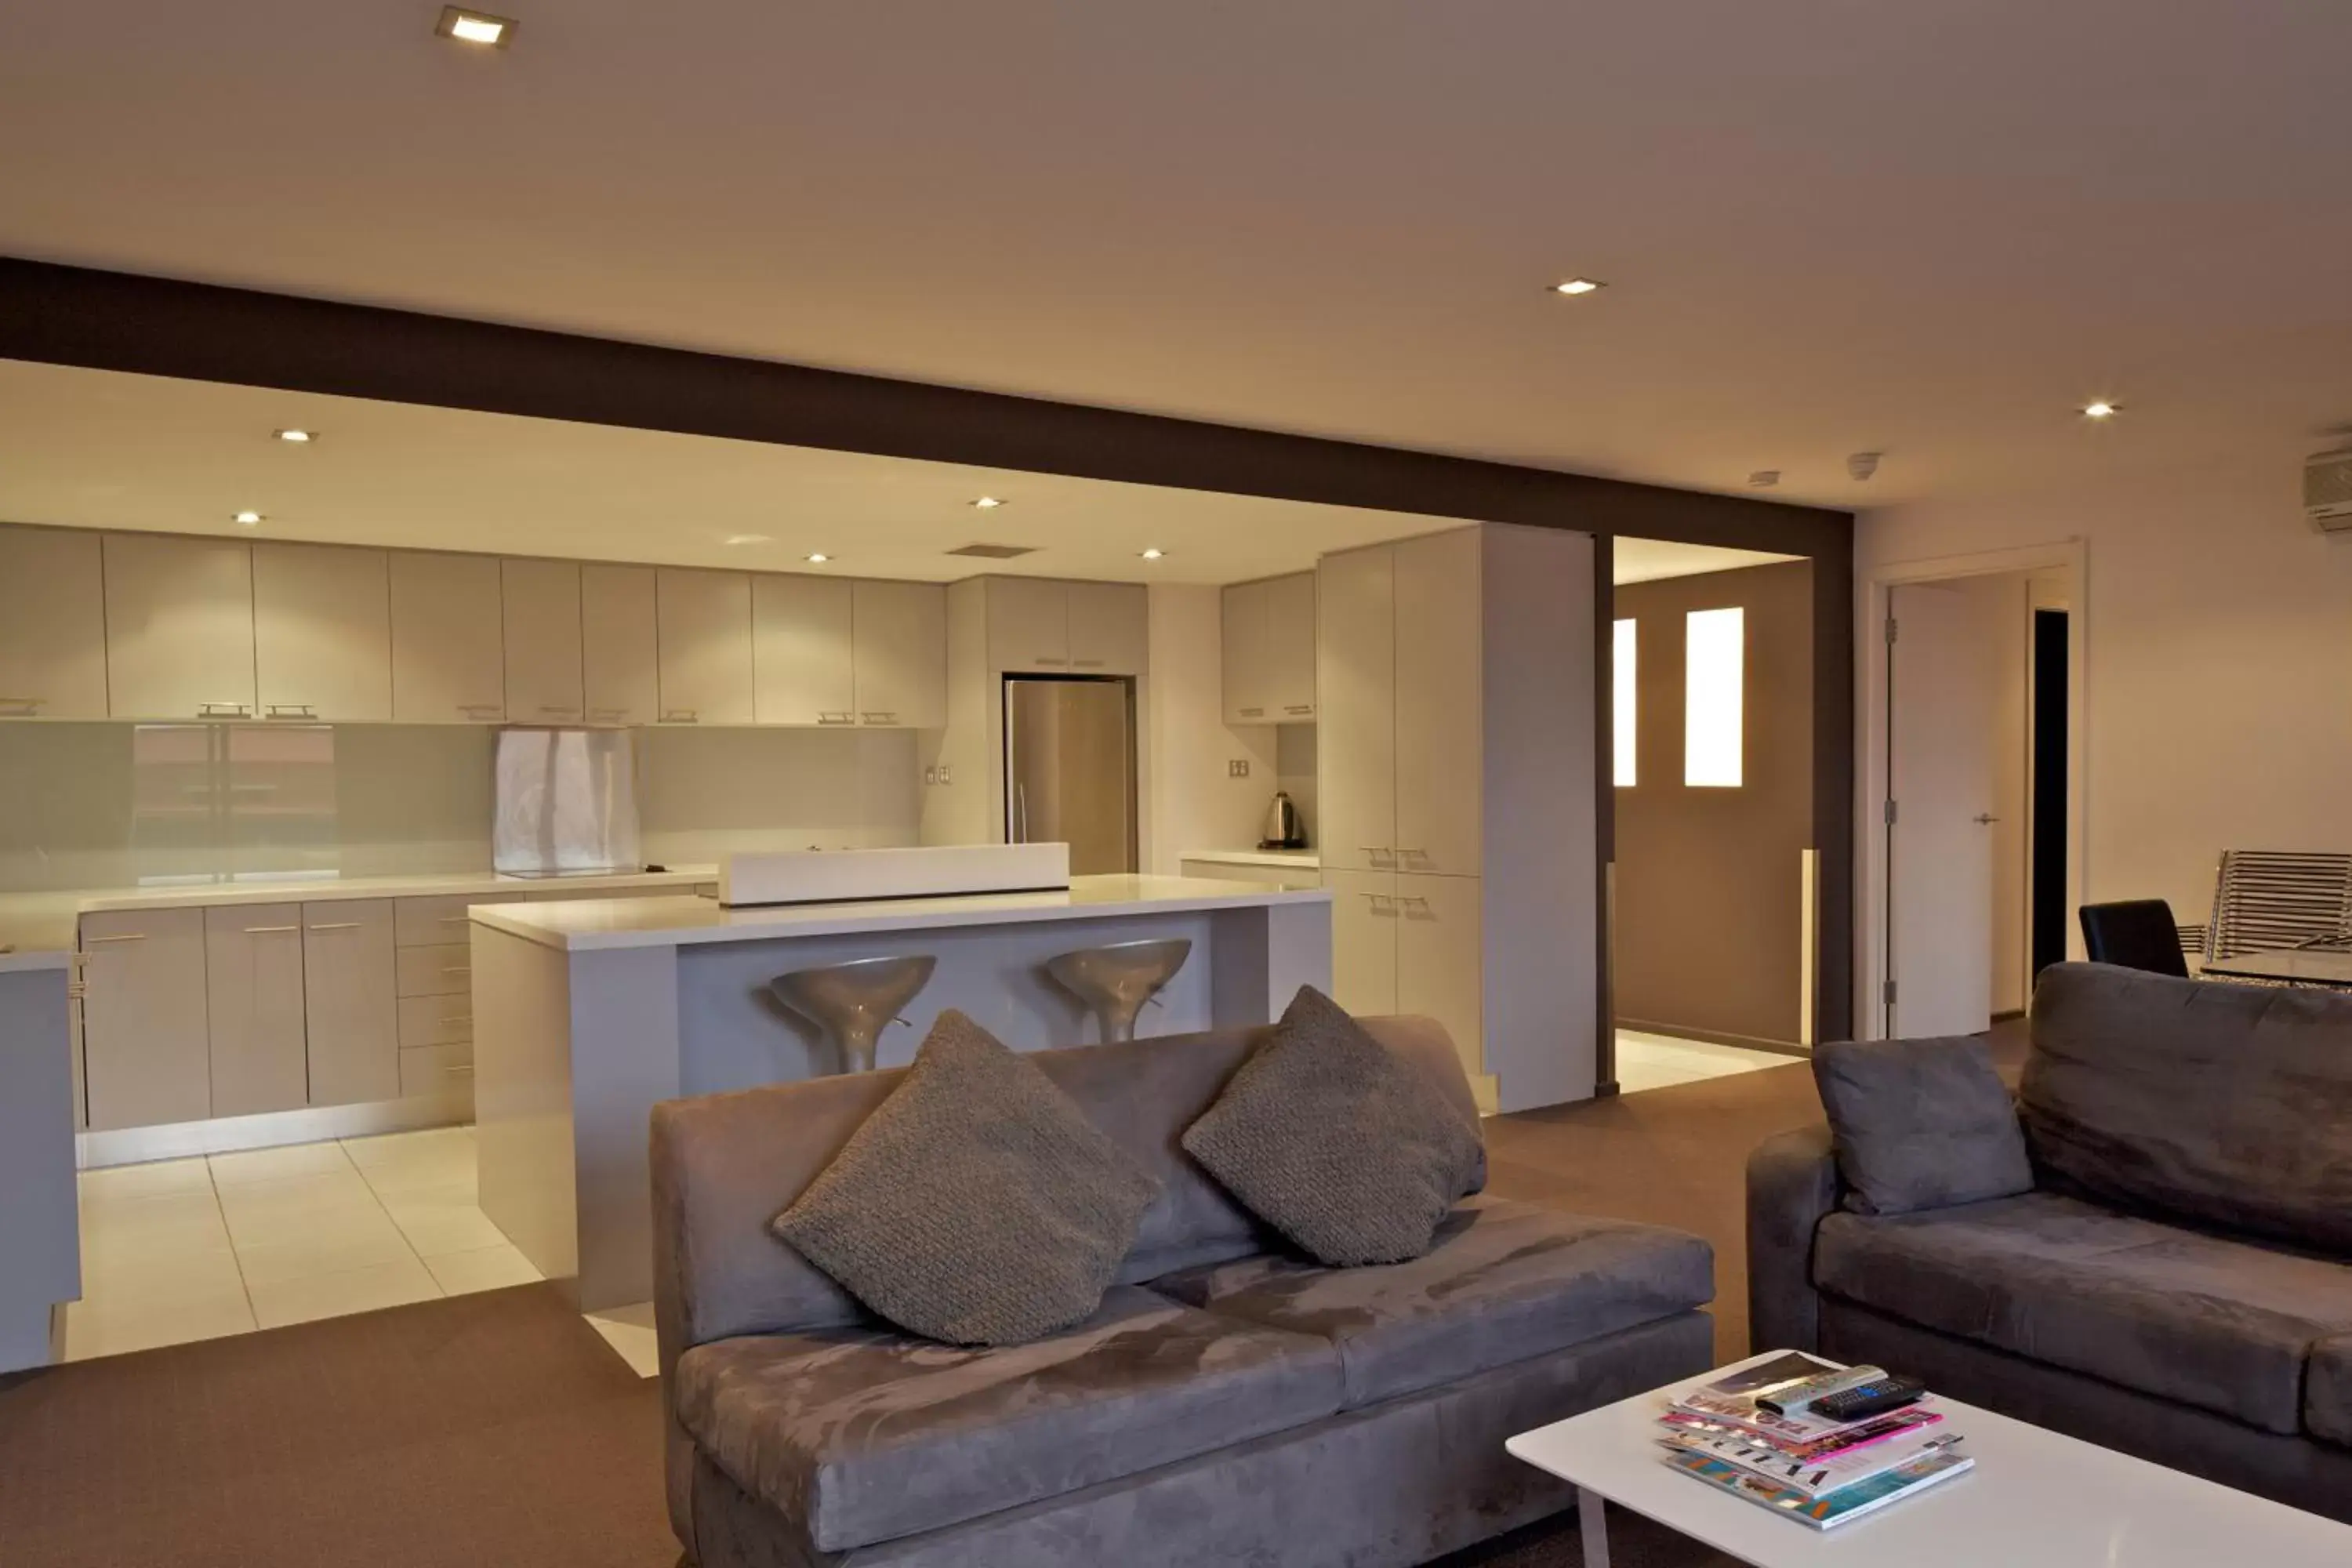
[2078,900,2190,978]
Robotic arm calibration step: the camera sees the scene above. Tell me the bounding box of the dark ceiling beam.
[0,256,1847,553]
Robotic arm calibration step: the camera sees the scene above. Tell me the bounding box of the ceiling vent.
[946,543,1038,559]
[2305,445,2352,532]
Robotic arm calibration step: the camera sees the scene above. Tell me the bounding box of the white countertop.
[0,866,718,950]
[0,949,73,975]
[471,873,1333,953]
[1178,848,1320,869]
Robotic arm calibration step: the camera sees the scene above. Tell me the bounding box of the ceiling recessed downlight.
[805,553,831,564]
[234,510,264,525]
[274,429,314,443]
[971,495,1006,509]
[434,5,516,46]
[1139,548,1166,561]
[723,533,771,546]
[1550,278,1606,296]
[2082,401,2120,420]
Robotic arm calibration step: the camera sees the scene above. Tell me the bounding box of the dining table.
[2201,946,2352,988]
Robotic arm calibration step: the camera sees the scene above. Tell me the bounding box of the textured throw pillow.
[1813,1035,2034,1217]
[1181,985,1484,1266]
[771,1010,1160,1345]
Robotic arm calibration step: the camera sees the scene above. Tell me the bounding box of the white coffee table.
[1506,1352,2352,1566]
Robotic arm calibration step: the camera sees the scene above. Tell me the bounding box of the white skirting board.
[720,843,1072,907]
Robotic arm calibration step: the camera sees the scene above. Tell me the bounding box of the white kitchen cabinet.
[390,553,506,723]
[103,533,257,720]
[1316,545,1396,874]
[753,573,856,726]
[1396,873,1484,1083]
[1067,581,1148,675]
[0,525,108,719]
[1393,529,1482,876]
[1265,571,1318,720]
[252,542,392,722]
[502,558,585,724]
[395,942,470,998]
[302,899,400,1107]
[203,904,310,1118]
[581,563,660,726]
[853,579,947,727]
[1324,868,1399,1017]
[656,568,755,724]
[986,577,1074,673]
[80,908,211,1131]
[1221,578,1272,724]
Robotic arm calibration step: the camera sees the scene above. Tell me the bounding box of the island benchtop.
[469,873,1333,953]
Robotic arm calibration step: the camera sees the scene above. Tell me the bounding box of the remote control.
[1809,1375,1927,1424]
[1755,1365,1885,1416]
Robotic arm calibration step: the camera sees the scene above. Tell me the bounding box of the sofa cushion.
[1150,1196,1713,1408]
[2023,963,2352,1254]
[1815,1192,2352,1434]
[2311,1337,2352,1447]
[1812,1034,2034,1215]
[1181,985,1484,1266]
[673,1284,1343,1553]
[771,1010,1160,1345]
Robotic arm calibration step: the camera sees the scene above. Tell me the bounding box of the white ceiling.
[0,360,1781,585]
[7,3,2349,516]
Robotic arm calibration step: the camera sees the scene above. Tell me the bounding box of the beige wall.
[1142,583,1279,871]
[1860,459,2352,932]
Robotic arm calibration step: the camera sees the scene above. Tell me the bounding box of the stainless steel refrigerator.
[1003,676,1138,875]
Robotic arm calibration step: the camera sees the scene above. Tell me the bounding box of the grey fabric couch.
[653,1015,1717,1567]
[1749,962,2352,1522]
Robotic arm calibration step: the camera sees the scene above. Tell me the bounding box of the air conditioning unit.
[2307,445,2352,532]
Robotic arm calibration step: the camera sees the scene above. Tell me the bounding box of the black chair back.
[2078,900,2190,978]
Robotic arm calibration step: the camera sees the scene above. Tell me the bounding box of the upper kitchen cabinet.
[1221,571,1315,725]
[1067,581,1148,674]
[655,568,755,724]
[852,579,947,728]
[1315,545,1396,875]
[501,557,585,724]
[580,563,659,726]
[753,572,855,726]
[0,524,107,719]
[1392,529,1483,877]
[252,542,393,722]
[103,532,258,720]
[390,552,506,723]
[985,576,1074,673]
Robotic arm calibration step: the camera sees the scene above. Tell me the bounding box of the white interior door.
[1887,580,2001,1038]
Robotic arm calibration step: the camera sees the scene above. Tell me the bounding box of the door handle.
[1973,814,2001,826]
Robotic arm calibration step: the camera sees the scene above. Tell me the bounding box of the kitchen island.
[469,873,1332,1309]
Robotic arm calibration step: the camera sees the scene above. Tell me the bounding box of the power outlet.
[923,766,938,786]
[1228,759,1250,779]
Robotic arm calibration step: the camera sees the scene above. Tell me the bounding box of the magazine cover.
[1660,1424,1962,1498]
[1660,1446,1975,1530]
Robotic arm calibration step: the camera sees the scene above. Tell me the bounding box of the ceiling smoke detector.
[1748,470,1780,488]
[946,543,1037,559]
[1846,452,1882,481]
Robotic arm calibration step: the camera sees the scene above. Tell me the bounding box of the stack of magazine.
[1655,1353,1973,1530]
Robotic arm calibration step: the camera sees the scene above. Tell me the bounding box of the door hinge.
[1882,979,1899,1006]
[1883,798,1899,825]
[1884,615,1899,644]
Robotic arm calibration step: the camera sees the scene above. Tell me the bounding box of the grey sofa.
[1750,962,2352,1522]
[652,1015,1716,1568]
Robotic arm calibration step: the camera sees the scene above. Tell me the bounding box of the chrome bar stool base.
[1045,938,1193,1044]
[769,954,938,1075]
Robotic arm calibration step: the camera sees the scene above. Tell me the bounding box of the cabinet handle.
[0,696,44,713]
[1240,706,1265,718]
[861,712,896,725]
[307,921,362,932]
[459,704,504,719]
[198,702,252,717]
[586,708,626,722]
[84,933,148,944]
[816,712,855,725]
[1073,658,1106,668]
[1285,705,1314,715]
[243,924,300,935]
[264,704,317,720]
[442,965,471,977]
[438,915,470,925]
[1363,894,1397,915]
[445,1064,477,1077]
[1399,896,1432,914]
[662,710,699,723]
[1035,656,1068,666]
[539,706,582,717]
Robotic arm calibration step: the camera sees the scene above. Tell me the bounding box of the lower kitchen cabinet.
[1324,868,1399,1017]
[81,908,211,1132]
[1394,873,1484,1084]
[398,1042,473,1101]
[302,900,401,1107]
[204,904,310,1117]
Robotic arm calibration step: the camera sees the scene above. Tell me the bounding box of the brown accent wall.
[1613,561,1815,1047]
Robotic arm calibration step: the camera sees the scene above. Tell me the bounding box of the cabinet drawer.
[399,1043,475,1100]
[397,993,474,1047]
[394,895,477,947]
[396,942,472,997]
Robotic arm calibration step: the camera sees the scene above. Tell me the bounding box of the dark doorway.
[2029,608,2070,979]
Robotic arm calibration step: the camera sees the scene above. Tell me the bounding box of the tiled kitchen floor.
[1613,1029,1795,1094]
[67,1127,543,1361]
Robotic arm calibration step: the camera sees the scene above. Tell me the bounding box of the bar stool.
[1045,938,1193,1044]
[769,954,938,1075]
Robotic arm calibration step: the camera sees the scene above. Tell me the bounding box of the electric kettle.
[1259,790,1308,850]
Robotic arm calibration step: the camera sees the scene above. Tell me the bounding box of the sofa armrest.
[1746,1124,1840,1355]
